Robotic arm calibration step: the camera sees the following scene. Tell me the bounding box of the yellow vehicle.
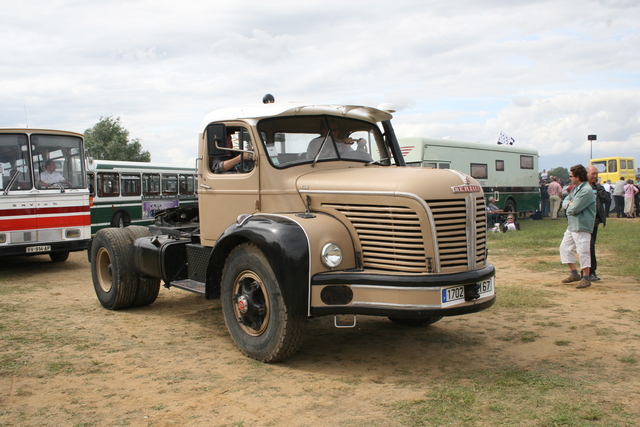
[590,157,635,183]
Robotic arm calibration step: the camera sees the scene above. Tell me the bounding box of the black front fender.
[206,215,310,316]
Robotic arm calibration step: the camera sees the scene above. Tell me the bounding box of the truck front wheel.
[91,228,138,310]
[221,243,306,362]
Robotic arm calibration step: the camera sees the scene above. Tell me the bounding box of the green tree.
[84,116,151,162]
[548,166,569,183]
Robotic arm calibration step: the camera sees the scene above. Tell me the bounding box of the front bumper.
[310,263,496,318]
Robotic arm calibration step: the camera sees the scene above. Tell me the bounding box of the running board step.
[166,279,205,295]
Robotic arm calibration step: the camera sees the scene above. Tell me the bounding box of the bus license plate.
[26,245,51,253]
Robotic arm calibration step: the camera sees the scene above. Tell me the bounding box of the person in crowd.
[623,179,639,218]
[635,180,640,218]
[602,179,613,217]
[501,214,520,232]
[540,169,548,180]
[210,131,254,173]
[539,179,550,217]
[485,196,503,227]
[547,176,563,219]
[559,164,596,289]
[636,167,640,181]
[38,160,70,187]
[586,165,608,282]
[613,176,626,218]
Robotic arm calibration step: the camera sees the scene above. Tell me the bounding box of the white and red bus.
[0,128,91,262]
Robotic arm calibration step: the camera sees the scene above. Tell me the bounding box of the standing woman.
[623,179,639,218]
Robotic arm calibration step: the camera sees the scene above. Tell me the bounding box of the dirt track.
[1,246,639,426]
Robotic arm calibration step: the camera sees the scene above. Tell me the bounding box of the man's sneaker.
[589,274,601,281]
[576,278,591,289]
[561,274,581,283]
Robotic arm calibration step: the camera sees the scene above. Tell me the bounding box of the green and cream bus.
[400,137,539,213]
[86,159,197,233]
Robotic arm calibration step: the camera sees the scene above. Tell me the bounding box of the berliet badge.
[451,184,481,193]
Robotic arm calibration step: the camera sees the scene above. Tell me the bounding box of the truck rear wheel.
[388,316,443,327]
[221,243,306,362]
[124,226,161,307]
[91,228,138,310]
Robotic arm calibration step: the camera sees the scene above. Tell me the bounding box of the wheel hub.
[232,273,269,336]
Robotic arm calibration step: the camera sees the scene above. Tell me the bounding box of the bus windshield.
[32,134,85,189]
[1,132,86,192]
[257,115,390,168]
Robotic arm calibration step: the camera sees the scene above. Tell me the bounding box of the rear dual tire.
[90,227,160,310]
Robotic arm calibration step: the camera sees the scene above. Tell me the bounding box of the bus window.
[607,160,617,173]
[520,155,534,170]
[143,173,160,196]
[629,160,634,169]
[592,161,606,173]
[179,174,195,195]
[121,174,141,196]
[97,173,119,197]
[162,174,178,195]
[470,163,488,179]
[621,160,627,169]
[87,173,95,197]
[496,160,504,171]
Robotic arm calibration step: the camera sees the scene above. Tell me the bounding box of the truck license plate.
[441,277,495,307]
[26,245,51,253]
[442,286,464,305]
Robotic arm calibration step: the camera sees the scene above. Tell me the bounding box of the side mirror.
[206,123,227,157]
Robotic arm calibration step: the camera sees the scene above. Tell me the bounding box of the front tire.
[221,243,306,362]
[91,228,138,310]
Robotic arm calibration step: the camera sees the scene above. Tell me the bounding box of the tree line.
[84,116,151,162]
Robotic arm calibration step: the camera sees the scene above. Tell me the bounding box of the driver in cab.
[38,160,70,187]
[210,131,255,173]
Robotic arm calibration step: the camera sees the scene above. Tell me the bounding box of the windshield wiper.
[311,130,333,167]
[2,171,20,195]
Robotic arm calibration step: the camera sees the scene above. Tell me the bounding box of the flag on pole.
[497,131,515,145]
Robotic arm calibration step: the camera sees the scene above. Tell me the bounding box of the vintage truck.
[89,100,496,362]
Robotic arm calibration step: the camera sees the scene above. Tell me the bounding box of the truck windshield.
[258,115,391,168]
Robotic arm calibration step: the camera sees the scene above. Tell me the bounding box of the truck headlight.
[321,243,342,269]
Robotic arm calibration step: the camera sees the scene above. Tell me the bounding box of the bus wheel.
[49,251,69,262]
[124,226,161,307]
[111,212,126,228]
[221,243,306,362]
[388,317,443,327]
[91,228,137,310]
[504,199,517,213]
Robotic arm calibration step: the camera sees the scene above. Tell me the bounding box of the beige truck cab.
[90,101,496,362]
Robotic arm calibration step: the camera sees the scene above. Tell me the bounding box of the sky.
[1,0,639,171]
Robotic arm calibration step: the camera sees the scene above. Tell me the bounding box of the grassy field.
[0,218,639,426]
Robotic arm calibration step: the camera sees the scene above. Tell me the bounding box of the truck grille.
[426,197,487,273]
[324,197,487,274]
